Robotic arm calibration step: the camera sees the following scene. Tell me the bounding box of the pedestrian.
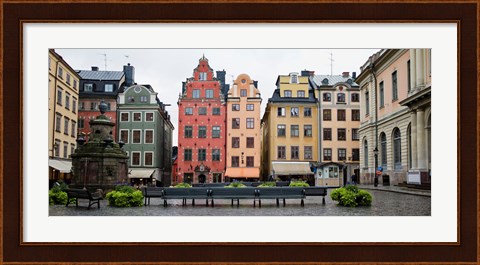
[351,174,356,185]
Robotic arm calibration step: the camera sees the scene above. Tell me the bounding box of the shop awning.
[48,159,72,173]
[128,168,155,179]
[272,162,314,176]
[225,167,260,178]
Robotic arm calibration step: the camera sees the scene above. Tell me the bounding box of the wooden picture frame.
[1,1,478,264]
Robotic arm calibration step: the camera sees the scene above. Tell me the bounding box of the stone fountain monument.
[71,101,129,191]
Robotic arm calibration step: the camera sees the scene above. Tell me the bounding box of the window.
[352,148,360,161]
[277,124,286,137]
[133,113,141,121]
[58,67,63,79]
[199,72,207,81]
[365,91,370,115]
[277,146,286,159]
[232,104,240,111]
[212,126,220,138]
[70,144,75,157]
[232,137,240,148]
[84,83,93,92]
[352,129,359,141]
[291,146,299,159]
[140,96,148,103]
[185,107,193,115]
[277,107,286,117]
[55,114,62,132]
[304,146,312,160]
[290,125,299,137]
[284,90,292,97]
[212,149,220,161]
[71,121,76,137]
[240,89,247,97]
[105,84,114,92]
[297,90,305,97]
[64,118,69,135]
[63,142,68,158]
[206,89,214,98]
[246,118,254,129]
[407,60,411,92]
[132,130,141,143]
[145,112,154,121]
[246,104,254,111]
[246,137,254,148]
[304,125,312,137]
[184,149,192,161]
[290,74,298,83]
[380,133,387,167]
[323,128,332,140]
[212,108,220,115]
[192,89,200,98]
[120,113,129,121]
[379,81,385,107]
[337,109,346,121]
[127,96,135,103]
[232,118,240,129]
[73,80,77,90]
[392,71,398,101]
[57,89,62,105]
[352,109,360,121]
[79,102,85,110]
[54,139,61,157]
[290,107,299,117]
[231,156,240,167]
[198,126,207,138]
[351,93,360,102]
[120,130,129,143]
[323,109,331,121]
[323,148,332,161]
[198,107,207,115]
[363,139,369,167]
[144,152,153,166]
[90,102,97,110]
[65,93,70,110]
[323,93,331,102]
[338,128,346,141]
[132,152,140,166]
[304,107,312,117]
[246,157,254,167]
[78,118,84,129]
[338,149,347,161]
[198,149,206,161]
[393,128,402,170]
[72,98,77,113]
[337,93,346,103]
[145,130,153,144]
[184,126,193,138]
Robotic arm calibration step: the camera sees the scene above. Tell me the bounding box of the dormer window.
[105,84,114,92]
[84,83,93,92]
[290,73,298,84]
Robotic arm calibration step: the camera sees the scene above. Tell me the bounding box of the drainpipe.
[51,55,59,159]
[316,86,322,182]
[371,61,379,186]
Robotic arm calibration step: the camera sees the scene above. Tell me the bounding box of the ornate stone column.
[410,49,417,92]
[416,109,427,170]
[415,49,425,89]
[410,110,418,169]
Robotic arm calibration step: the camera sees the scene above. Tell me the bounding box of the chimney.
[91,66,99,71]
[342,72,349,78]
[253,80,258,88]
[309,71,315,77]
[123,63,135,86]
[301,70,310,77]
[352,72,357,79]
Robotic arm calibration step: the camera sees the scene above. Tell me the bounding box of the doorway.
[198,174,206,183]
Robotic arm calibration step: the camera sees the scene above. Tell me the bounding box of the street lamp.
[373,147,379,187]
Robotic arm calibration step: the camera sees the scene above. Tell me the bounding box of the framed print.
[2,1,478,264]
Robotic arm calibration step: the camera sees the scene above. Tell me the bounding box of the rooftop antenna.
[329,52,334,76]
[99,53,108,70]
[124,55,130,63]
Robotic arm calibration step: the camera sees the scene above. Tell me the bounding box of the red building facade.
[176,56,227,184]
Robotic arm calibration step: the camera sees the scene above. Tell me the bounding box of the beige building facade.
[357,49,431,186]
[225,74,262,181]
[48,49,81,182]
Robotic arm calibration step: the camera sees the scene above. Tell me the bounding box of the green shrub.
[49,189,69,205]
[106,186,143,207]
[258,182,276,187]
[225,182,247,188]
[174,183,192,188]
[330,187,372,207]
[289,180,310,187]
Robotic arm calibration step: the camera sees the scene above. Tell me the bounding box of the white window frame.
[131,151,141,166]
[132,112,142,122]
[144,151,154,166]
[120,112,130,122]
[132,130,142,144]
[290,74,298,84]
[120,129,129,143]
[144,129,154,144]
[145,112,154,122]
[105,84,114,92]
[84,83,93,92]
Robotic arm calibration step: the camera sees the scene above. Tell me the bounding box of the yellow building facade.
[225,74,262,181]
[261,73,317,184]
[48,49,81,182]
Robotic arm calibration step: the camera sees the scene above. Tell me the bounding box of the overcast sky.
[55,48,379,146]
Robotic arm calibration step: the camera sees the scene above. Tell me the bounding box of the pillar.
[415,49,425,89]
[416,109,426,170]
[410,110,418,169]
[409,49,417,92]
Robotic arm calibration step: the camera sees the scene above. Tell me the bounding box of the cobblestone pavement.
[50,189,431,216]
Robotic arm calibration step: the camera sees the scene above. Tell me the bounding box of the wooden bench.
[162,187,210,207]
[304,187,328,205]
[279,187,306,207]
[65,188,103,209]
[256,187,306,207]
[142,187,164,206]
[209,187,258,207]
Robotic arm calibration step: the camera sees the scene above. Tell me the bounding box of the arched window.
[380,133,387,168]
[393,128,402,170]
[363,139,368,167]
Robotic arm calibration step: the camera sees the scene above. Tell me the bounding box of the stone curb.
[357,186,431,198]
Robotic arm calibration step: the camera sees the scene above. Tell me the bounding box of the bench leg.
[163,200,167,207]
[206,199,209,206]
[211,200,214,207]
[253,200,256,208]
[259,200,261,208]
[322,196,326,205]
[237,199,240,207]
[276,198,279,207]
[192,199,195,206]
[283,198,286,207]
[301,199,304,207]
[231,199,234,207]
[76,198,79,207]
[144,197,147,206]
